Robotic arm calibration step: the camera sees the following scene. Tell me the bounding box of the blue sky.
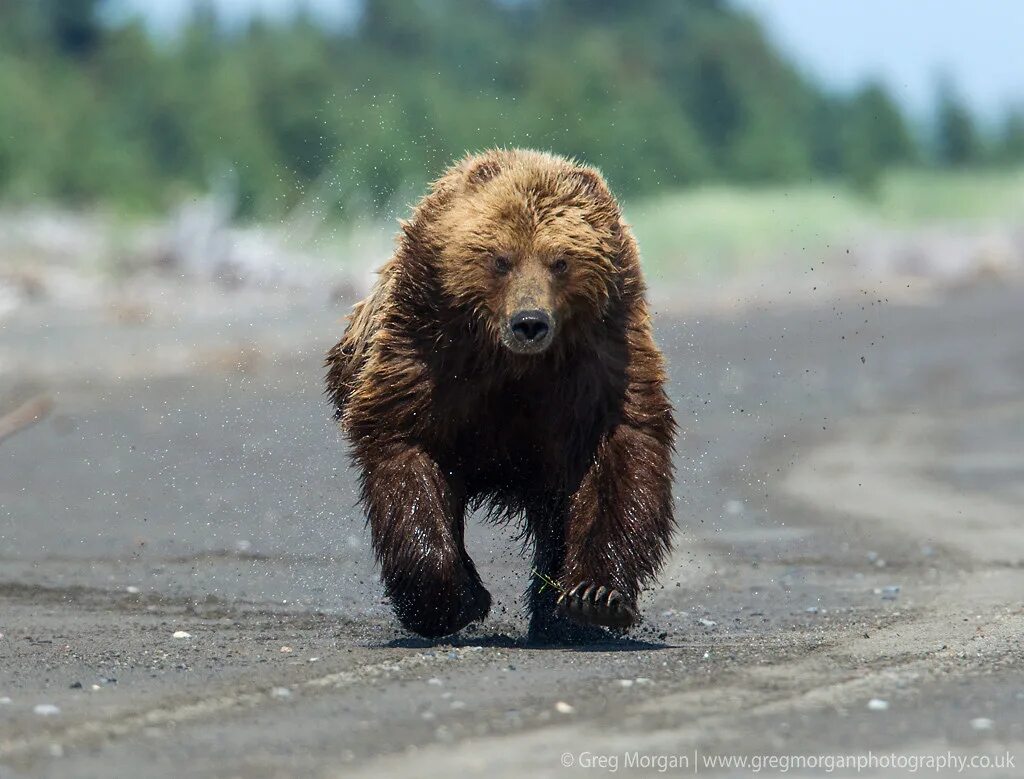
[117,0,1024,119]
[735,0,1024,120]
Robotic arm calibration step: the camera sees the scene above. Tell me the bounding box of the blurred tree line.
[1,0,1022,219]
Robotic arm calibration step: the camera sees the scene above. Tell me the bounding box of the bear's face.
[432,152,622,356]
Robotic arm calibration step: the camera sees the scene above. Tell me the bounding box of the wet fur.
[326,149,675,641]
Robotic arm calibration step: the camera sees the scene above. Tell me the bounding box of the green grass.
[626,167,1024,282]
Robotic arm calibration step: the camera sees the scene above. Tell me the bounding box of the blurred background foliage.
[1,0,1023,221]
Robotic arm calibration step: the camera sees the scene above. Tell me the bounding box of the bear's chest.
[435,374,610,488]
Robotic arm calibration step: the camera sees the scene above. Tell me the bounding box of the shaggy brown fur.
[326,149,675,641]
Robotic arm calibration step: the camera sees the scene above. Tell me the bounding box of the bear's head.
[410,149,627,357]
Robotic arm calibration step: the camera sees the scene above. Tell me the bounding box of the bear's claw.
[556,582,636,630]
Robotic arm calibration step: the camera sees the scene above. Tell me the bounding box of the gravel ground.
[1,277,1023,778]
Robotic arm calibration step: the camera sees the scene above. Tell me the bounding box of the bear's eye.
[551,258,568,275]
[493,255,512,275]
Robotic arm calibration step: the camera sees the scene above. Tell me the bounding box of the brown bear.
[326,149,675,642]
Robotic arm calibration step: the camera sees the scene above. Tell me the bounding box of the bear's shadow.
[385,632,670,652]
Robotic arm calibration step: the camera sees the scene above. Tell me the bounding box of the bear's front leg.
[361,445,490,638]
[557,424,674,632]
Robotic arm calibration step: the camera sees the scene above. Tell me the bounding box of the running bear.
[326,149,675,641]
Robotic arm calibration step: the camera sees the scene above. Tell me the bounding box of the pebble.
[172,631,192,639]
[0,697,12,705]
[270,687,292,700]
[881,586,901,600]
[698,618,717,628]
[618,679,634,688]
[970,717,994,731]
[867,698,890,711]
[279,646,293,654]
[126,586,140,594]
[427,677,443,686]
[805,606,819,614]
[555,701,574,714]
[34,704,61,717]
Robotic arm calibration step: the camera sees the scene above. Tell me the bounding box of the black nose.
[510,310,551,343]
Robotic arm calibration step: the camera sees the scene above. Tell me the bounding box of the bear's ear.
[568,167,610,200]
[466,157,502,187]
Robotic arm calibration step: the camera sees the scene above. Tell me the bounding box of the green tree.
[934,79,981,166]
[995,109,1024,164]
[841,82,917,189]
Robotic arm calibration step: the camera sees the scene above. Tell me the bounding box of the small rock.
[126,586,141,594]
[0,697,12,705]
[970,717,994,731]
[450,700,466,709]
[307,657,320,663]
[69,682,82,689]
[881,586,901,600]
[279,646,293,654]
[635,677,652,685]
[270,687,292,700]
[91,685,101,691]
[618,679,634,688]
[805,606,819,614]
[34,704,61,717]
[421,710,436,721]
[172,631,192,639]
[698,618,717,628]
[427,677,443,686]
[555,701,574,714]
[48,744,64,758]
[867,698,889,711]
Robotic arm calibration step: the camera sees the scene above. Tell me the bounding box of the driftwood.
[0,395,53,445]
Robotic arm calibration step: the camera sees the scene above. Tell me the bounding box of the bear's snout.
[508,309,553,352]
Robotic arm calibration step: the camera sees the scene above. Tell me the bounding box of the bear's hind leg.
[362,446,490,638]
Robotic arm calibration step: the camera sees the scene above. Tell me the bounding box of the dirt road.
[1,279,1023,777]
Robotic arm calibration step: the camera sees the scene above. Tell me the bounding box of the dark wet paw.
[556,583,636,630]
[393,579,491,639]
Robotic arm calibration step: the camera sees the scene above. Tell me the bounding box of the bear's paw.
[556,582,636,631]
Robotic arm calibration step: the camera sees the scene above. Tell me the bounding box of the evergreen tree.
[996,109,1024,163]
[934,79,981,166]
